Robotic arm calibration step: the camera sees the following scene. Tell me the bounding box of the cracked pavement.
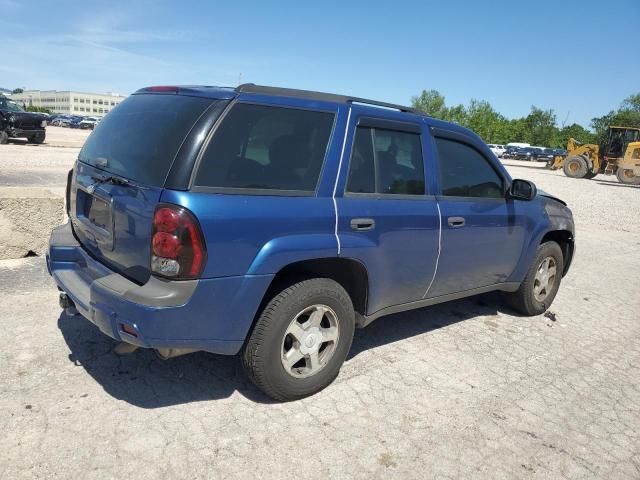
[1,162,639,479]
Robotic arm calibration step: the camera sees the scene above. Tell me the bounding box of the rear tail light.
[151,204,206,280]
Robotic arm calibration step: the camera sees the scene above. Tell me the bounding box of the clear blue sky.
[0,0,637,127]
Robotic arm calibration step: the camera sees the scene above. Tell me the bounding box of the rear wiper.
[87,174,130,193]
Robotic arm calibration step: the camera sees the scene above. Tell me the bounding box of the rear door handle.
[447,216,466,228]
[350,218,375,231]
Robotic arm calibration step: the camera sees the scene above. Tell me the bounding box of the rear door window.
[78,94,214,186]
[346,126,425,195]
[434,137,504,198]
[195,104,335,192]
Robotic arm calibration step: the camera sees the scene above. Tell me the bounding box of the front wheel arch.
[540,230,574,276]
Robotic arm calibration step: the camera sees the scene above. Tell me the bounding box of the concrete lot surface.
[0,151,639,478]
[0,127,87,258]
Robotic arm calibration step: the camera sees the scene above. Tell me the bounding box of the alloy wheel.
[281,304,339,379]
[533,256,557,302]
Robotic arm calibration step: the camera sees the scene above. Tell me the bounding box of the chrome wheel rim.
[281,304,339,379]
[533,256,557,302]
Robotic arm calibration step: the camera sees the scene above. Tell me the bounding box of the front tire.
[563,156,588,178]
[241,278,355,401]
[507,241,564,316]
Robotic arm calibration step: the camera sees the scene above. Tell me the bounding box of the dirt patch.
[0,188,65,259]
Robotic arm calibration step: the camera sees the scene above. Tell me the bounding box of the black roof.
[236,83,424,115]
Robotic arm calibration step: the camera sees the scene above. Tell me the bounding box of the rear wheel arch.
[260,257,369,317]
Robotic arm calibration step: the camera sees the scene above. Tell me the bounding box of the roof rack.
[236,83,423,115]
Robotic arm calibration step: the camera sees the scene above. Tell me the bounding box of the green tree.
[409,88,640,149]
[556,123,596,148]
[411,90,449,119]
[524,107,557,146]
[591,92,640,143]
[25,106,52,114]
[464,100,504,143]
[12,88,23,94]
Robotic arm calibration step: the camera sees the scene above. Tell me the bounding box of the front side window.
[195,104,334,192]
[434,137,504,198]
[346,126,425,195]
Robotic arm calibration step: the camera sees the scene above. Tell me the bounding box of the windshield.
[78,94,215,186]
[0,97,26,113]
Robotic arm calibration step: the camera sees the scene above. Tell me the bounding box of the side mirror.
[508,179,537,201]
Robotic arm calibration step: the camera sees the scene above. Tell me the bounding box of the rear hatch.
[69,93,218,284]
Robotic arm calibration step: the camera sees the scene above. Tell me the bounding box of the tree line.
[411,91,640,148]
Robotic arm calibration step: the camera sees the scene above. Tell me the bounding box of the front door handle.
[350,218,375,231]
[447,216,466,228]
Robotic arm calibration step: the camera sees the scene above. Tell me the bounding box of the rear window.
[78,94,213,186]
[194,104,335,192]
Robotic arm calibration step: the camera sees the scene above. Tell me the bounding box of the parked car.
[502,145,521,159]
[78,117,100,130]
[49,115,71,126]
[506,142,531,149]
[0,95,47,144]
[487,144,506,157]
[68,116,86,128]
[531,148,556,162]
[47,84,575,401]
[514,147,539,161]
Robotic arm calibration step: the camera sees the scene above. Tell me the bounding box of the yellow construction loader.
[548,126,640,185]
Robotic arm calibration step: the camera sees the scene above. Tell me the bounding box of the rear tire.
[27,133,45,144]
[0,130,8,144]
[563,156,588,178]
[616,167,640,185]
[241,278,355,401]
[506,241,564,316]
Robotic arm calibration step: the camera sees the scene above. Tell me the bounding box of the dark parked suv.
[0,95,47,144]
[47,84,575,400]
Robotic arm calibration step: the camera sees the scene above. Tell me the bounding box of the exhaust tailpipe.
[59,292,79,316]
[114,342,139,355]
[155,348,198,360]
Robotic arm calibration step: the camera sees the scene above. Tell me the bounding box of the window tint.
[78,94,214,186]
[195,104,334,191]
[434,138,504,198]
[346,127,375,193]
[346,126,425,195]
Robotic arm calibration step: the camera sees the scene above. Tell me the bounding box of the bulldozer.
[548,126,640,185]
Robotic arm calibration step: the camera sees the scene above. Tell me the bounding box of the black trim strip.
[357,282,521,327]
[357,116,422,134]
[189,186,315,197]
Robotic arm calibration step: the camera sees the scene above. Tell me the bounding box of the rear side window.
[78,94,214,186]
[195,104,334,192]
[346,126,425,195]
[434,138,504,198]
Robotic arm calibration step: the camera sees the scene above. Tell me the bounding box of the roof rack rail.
[235,83,423,115]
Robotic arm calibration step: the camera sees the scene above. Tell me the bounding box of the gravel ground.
[0,127,86,188]
[0,157,639,479]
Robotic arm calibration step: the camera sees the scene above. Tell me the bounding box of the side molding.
[356,282,520,328]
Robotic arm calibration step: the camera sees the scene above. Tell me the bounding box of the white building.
[10,90,127,117]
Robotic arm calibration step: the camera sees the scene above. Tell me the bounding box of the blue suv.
[47,84,575,400]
